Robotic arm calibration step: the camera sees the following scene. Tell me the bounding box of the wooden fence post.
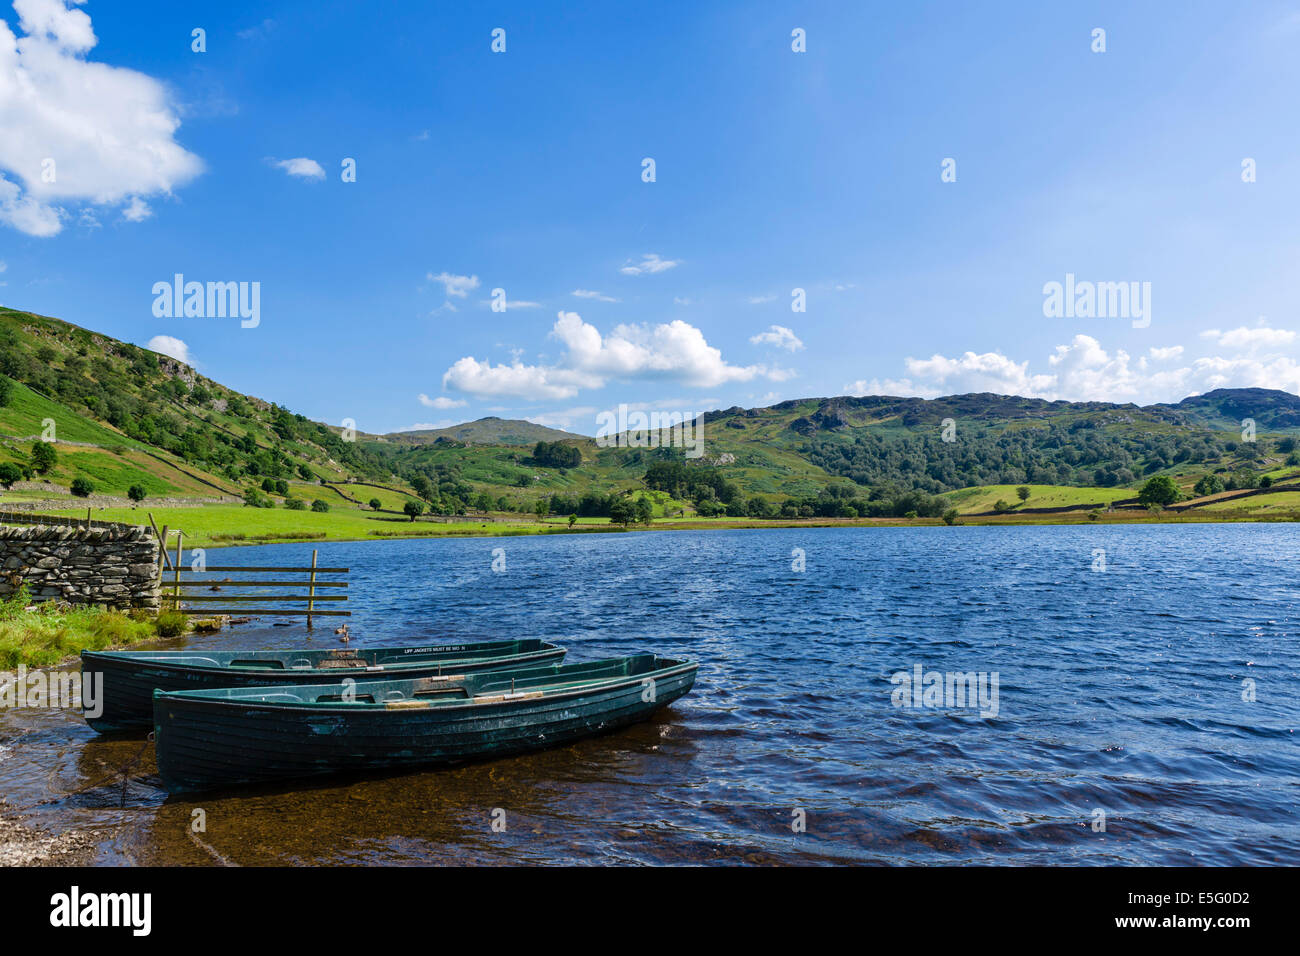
[306,549,318,629]
[173,532,184,609]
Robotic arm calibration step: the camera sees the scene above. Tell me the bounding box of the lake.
[2,524,1297,865]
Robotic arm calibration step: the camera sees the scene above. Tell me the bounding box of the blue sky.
[3,0,1300,436]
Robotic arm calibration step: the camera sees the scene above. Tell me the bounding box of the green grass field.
[945,484,1133,513]
[1196,489,1300,513]
[41,503,566,548]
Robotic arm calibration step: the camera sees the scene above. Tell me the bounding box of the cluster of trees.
[689,482,950,519]
[531,441,581,469]
[403,464,478,515]
[804,423,1242,493]
[0,441,60,487]
[643,461,740,504]
[244,486,330,511]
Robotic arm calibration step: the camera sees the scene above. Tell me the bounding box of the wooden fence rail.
[166,547,349,626]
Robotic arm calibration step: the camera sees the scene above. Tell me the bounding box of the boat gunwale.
[83,642,565,677]
[152,658,699,716]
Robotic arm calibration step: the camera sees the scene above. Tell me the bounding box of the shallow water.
[2,524,1298,865]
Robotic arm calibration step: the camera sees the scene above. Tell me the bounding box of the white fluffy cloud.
[848,331,1300,404]
[418,393,466,409]
[273,157,325,180]
[619,253,679,276]
[749,324,804,351]
[147,335,193,366]
[427,271,480,298]
[120,196,151,222]
[1148,345,1184,361]
[441,311,777,400]
[571,289,618,302]
[0,0,203,236]
[1200,324,1296,350]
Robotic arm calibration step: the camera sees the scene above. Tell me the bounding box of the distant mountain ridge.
[385,417,579,446]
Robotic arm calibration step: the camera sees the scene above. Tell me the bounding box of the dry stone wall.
[0,524,161,609]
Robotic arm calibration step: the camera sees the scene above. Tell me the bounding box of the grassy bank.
[29,496,1300,552]
[0,588,182,668]
[38,503,621,548]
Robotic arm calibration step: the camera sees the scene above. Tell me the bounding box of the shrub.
[284,497,306,510]
[31,440,57,475]
[0,462,22,488]
[127,484,147,503]
[70,477,94,497]
[311,499,330,513]
[155,610,187,638]
[243,488,273,508]
[1193,473,1224,497]
[369,498,382,510]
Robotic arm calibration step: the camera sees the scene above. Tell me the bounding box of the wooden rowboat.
[82,639,567,733]
[153,654,697,793]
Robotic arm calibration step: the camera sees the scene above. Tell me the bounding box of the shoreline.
[0,802,96,867]
[191,509,1299,550]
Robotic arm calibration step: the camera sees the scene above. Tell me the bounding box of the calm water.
[2,524,1298,865]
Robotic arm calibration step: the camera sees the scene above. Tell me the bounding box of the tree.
[368,497,382,510]
[70,477,94,497]
[410,475,435,501]
[311,499,330,513]
[1261,475,1273,488]
[403,499,424,521]
[1193,473,1224,497]
[0,374,13,408]
[127,484,147,503]
[634,496,654,525]
[942,508,959,525]
[993,499,1011,513]
[568,513,577,528]
[31,441,57,475]
[1137,475,1181,507]
[0,462,21,488]
[1016,486,1031,503]
[609,497,635,526]
[285,497,306,510]
[534,498,548,521]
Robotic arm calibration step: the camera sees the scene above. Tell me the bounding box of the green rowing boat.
[82,639,566,733]
[153,654,698,793]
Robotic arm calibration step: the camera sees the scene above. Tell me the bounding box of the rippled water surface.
[2,524,1298,865]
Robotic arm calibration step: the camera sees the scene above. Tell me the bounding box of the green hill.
[1,304,1296,524]
[385,417,579,446]
[0,306,396,502]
